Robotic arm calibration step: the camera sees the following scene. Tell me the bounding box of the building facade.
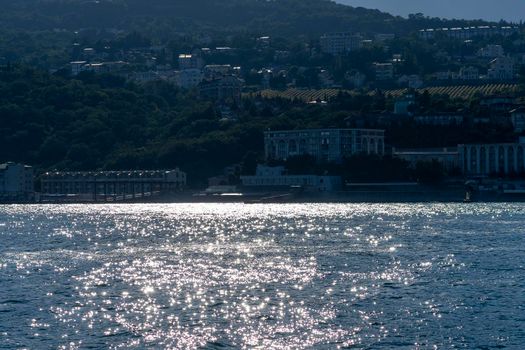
[478,44,504,58]
[487,57,515,80]
[374,63,394,81]
[240,165,342,192]
[174,69,203,89]
[459,66,480,80]
[393,148,460,172]
[203,65,233,79]
[199,76,243,103]
[458,139,525,176]
[414,114,464,126]
[510,107,525,133]
[264,128,385,163]
[178,54,203,70]
[41,169,186,196]
[418,26,519,40]
[0,163,34,201]
[320,33,361,55]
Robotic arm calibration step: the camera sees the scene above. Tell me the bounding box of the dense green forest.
[0,65,264,185]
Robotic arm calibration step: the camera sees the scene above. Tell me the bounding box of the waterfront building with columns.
[458,138,525,176]
[264,128,385,163]
[41,169,186,199]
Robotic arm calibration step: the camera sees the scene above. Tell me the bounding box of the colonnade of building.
[459,143,525,175]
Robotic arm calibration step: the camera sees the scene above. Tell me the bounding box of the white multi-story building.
[345,70,366,88]
[70,61,87,75]
[174,69,203,89]
[487,57,515,80]
[459,138,525,176]
[83,61,128,74]
[419,26,519,40]
[199,75,243,103]
[203,64,232,79]
[374,63,394,81]
[478,45,504,58]
[374,33,395,42]
[240,165,342,192]
[433,71,452,81]
[0,163,34,201]
[510,107,525,133]
[320,33,361,55]
[459,66,480,80]
[178,54,204,70]
[264,128,385,163]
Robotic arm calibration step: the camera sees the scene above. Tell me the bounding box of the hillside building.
[199,75,243,103]
[374,63,394,81]
[320,33,361,55]
[478,45,505,58]
[174,69,203,89]
[203,64,233,79]
[459,66,480,80]
[414,114,464,126]
[178,54,204,70]
[418,26,519,40]
[510,107,525,133]
[487,57,515,81]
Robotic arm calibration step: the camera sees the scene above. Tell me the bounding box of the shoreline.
[5,185,525,204]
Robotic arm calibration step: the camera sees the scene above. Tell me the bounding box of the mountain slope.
[0,0,491,35]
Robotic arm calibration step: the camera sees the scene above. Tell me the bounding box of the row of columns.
[461,144,525,175]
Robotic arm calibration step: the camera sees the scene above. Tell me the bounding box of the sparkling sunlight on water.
[0,204,524,349]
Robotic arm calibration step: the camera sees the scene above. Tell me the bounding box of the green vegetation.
[0,65,260,185]
[0,64,519,186]
[1,0,524,186]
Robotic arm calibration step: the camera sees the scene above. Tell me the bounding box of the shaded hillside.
[0,0,493,36]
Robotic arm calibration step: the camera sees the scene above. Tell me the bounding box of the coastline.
[5,191,525,204]
[5,183,525,204]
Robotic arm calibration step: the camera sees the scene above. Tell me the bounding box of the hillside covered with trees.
[0,0,494,36]
[1,64,518,185]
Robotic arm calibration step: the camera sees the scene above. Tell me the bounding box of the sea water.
[0,203,524,349]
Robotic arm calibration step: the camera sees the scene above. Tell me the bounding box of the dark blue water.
[0,204,524,349]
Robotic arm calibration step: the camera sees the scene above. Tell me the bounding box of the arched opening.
[277,140,287,160]
[299,139,307,154]
[289,140,297,154]
[470,147,477,173]
[498,146,506,174]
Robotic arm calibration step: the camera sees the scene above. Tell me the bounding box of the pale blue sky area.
[337,0,525,22]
